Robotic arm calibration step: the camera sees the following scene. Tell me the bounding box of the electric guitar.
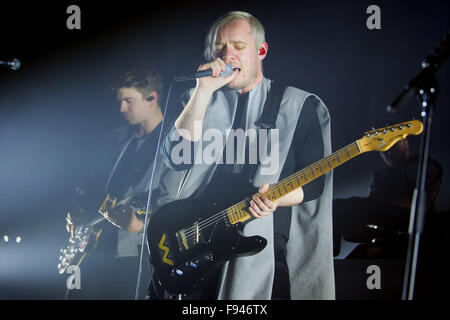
[58,193,149,274]
[147,120,423,295]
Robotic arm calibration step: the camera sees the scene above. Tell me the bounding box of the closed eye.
[234,43,246,50]
[215,41,247,53]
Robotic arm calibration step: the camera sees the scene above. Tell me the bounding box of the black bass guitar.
[147,120,423,295]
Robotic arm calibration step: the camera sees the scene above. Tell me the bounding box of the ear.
[146,91,158,104]
[258,42,268,60]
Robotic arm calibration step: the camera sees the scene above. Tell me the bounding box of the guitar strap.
[248,81,287,180]
[197,81,288,189]
[254,80,287,131]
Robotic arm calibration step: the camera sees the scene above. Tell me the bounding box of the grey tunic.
[163,77,335,299]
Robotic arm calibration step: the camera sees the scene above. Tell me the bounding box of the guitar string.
[181,142,360,240]
[181,142,360,241]
[181,142,361,240]
[181,126,414,242]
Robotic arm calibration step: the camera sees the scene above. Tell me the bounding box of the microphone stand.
[135,68,207,299]
[402,69,436,301]
[387,33,449,300]
[134,80,175,300]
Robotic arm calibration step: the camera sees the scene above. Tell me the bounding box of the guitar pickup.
[175,221,205,252]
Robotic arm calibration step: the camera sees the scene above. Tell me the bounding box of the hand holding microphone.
[175,58,240,93]
[195,58,239,94]
[173,58,240,141]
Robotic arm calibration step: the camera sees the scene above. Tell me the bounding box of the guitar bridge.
[176,221,204,252]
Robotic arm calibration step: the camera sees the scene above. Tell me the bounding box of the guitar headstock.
[358,120,423,152]
[57,226,102,274]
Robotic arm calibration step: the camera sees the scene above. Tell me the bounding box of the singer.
[150,11,335,300]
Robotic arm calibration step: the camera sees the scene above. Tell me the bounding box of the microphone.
[387,33,449,113]
[0,58,21,71]
[174,63,238,81]
[386,85,416,114]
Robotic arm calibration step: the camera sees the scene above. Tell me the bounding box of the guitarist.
[65,66,181,299]
[155,11,335,300]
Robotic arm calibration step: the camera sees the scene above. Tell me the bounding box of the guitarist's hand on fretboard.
[99,205,133,230]
[249,183,279,218]
[65,207,86,243]
[249,183,305,218]
[65,212,76,243]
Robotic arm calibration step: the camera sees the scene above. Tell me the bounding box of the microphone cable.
[134,79,176,300]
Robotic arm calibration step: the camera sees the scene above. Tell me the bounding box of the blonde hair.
[204,11,265,61]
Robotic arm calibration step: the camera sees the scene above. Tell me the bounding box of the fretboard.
[226,140,363,225]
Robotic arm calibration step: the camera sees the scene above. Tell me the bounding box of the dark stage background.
[0,0,449,300]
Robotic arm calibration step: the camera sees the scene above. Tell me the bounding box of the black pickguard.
[147,175,267,295]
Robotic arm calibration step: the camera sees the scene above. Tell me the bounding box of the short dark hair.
[114,67,163,103]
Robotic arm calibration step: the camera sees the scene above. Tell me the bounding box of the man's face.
[117,87,151,125]
[215,19,266,93]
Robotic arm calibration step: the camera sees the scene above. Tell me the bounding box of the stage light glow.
[3,235,8,242]
[16,236,22,243]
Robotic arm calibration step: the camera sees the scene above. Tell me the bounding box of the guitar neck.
[267,140,363,201]
[226,140,364,225]
[86,216,106,228]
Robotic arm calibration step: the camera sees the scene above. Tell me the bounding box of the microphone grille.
[220,64,234,77]
[11,58,21,71]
